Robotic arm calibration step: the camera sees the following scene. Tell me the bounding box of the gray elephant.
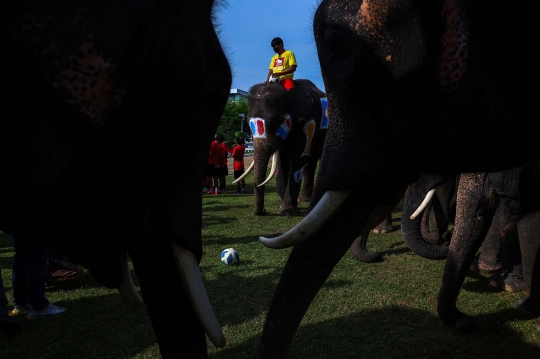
[240,79,328,216]
[3,1,231,357]
[255,1,537,357]
[352,175,456,263]
[402,173,527,289]
[437,164,540,332]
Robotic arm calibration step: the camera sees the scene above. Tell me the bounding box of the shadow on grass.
[1,292,156,359]
[210,306,540,359]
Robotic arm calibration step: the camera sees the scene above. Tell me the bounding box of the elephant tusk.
[171,244,227,348]
[410,188,435,219]
[117,250,144,309]
[232,160,254,184]
[260,190,351,248]
[257,151,279,187]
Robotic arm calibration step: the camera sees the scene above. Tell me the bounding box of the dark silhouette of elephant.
[352,175,456,263]
[3,1,231,358]
[256,1,538,357]
[402,173,525,286]
[438,163,540,332]
[240,79,328,216]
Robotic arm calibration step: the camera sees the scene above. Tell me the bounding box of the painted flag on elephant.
[320,97,329,129]
[276,115,292,139]
[250,117,266,138]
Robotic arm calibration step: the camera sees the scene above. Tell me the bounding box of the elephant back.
[293,79,326,98]
[289,79,326,122]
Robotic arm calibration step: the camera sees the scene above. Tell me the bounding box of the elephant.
[402,173,528,289]
[3,1,231,358]
[239,79,328,216]
[352,176,457,264]
[437,164,540,333]
[255,1,537,357]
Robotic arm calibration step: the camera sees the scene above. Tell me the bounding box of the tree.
[216,98,249,147]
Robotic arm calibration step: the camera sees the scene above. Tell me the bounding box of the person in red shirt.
[205,136,221,194]
[232,137,246,194]
[215,135,232,193]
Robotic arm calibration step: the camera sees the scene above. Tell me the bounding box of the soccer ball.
[220,248,240,265]
[269,75,280,84]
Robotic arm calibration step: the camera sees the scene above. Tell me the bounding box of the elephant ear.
[289,87,314,121]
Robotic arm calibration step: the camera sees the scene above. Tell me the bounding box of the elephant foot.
[298,194,311,202]
[371,225,394,234]
[254,208,268,216]
[278,208,299,216]
[514,296,540,319]
[470,255,501,273]
[489,270,528,293]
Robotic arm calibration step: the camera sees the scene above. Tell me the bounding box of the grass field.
[1,166,539,359]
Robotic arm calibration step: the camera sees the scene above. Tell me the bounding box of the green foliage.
[217,99,249,145]
[1,169,539,358]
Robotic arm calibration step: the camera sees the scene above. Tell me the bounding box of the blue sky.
[215,0,325,93]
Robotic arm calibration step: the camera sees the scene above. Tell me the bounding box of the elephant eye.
[326,31,353,61]
[322,28,355,76]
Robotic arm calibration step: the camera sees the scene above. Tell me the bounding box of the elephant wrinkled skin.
[257,1,538,357]
[2,1,231,357]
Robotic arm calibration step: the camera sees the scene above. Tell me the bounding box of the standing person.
[206,135,221,195]
[0,271,22,334]
[265,37,297,90]
[232,137,247,194]
[10,235,67,318]
[216,135,232,193]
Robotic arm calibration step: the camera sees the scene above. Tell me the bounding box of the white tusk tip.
[210,334,227,348]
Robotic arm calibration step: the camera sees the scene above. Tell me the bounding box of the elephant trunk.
[257,197,370,358]
[437,172,495,329]
[401,183,450,260]
[258,185,407,357]
[253,141,276,215]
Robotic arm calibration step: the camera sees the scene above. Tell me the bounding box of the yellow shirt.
[269,50,297,80]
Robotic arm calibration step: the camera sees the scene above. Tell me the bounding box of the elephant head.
[3,1,230,357]
[244,79,327,216]
[400,173,457,259]
[256,1,537,357]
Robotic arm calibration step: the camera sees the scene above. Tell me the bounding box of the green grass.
[1,172,539,359]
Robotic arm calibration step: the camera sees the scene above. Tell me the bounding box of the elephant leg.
[514,210,540,319]
[371,213,394,234]
[350,232,383,263]
[278,165,301,216]
[473,206,501,273]
[490,227,527,293]
[298,160,316,203]
[437,173,495,332]
[275,156,288,200]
